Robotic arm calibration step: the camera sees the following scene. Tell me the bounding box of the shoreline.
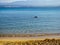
[0,36,60,42]
[0,33,60,41]
[0,33,60,37]
[0,33,60,45]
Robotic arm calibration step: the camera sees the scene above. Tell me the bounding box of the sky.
[0,0,60,6]
[0,0,27,3]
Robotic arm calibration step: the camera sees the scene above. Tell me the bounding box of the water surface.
[0,7,60,34]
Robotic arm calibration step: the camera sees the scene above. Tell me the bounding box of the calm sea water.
[0,7,60,34]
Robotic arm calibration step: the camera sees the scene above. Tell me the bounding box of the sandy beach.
[0,33,60,41]
[0,34,60,45]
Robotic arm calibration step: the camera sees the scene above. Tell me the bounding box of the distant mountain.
[0,1,33,7]
[0,1,60,7]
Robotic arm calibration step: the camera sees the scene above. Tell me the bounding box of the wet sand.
[0,33,60,41]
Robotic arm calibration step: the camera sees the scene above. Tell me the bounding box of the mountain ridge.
[0,1,60,7]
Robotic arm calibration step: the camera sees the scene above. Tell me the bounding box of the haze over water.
[0,7,60,34]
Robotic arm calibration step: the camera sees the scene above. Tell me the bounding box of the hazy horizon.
[0,0,60,7]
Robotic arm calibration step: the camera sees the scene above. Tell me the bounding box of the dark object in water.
[34,16,38,18]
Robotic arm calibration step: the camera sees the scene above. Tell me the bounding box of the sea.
[0,7,60,34]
